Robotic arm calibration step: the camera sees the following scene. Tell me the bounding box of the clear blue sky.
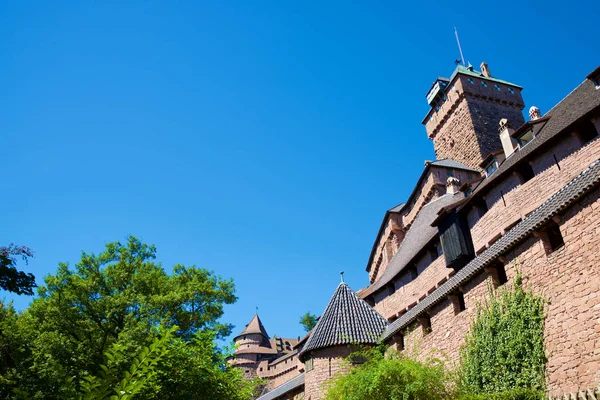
[1,1,597,343]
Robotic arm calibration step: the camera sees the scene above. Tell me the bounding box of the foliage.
[456,387,544,400]
[299,311,317,332]
[77,326,176,400]
[324,347,456,400]
[460,271,546,394]
[0,236,258,400]
[0,244,35,295]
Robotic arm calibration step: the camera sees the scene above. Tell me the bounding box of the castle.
[231,62,600,399]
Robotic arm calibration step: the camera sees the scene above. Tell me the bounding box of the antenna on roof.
[454,26,466,67]
[255,306,258,314]
[340,271,345,283]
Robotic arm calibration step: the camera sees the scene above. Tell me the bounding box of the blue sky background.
[1,1,597,343]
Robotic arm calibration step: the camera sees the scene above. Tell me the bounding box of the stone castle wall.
[396,184,600,395]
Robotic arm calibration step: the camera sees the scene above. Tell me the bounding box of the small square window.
[451,291,466,314]
[543,222,564,254]
[487,264,508,287]
[467,78,475,84]
[394,333,405,351]
[517,163,535,183]
[484,160,498,176]
[447,169,454,177]
[481,81,488,88]
[508,87,515,94]
[495,84,501,91]
[419,315,431,335]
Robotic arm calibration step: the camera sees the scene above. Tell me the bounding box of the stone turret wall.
[304,346,352,400]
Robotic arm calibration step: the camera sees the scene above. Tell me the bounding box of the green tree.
[299,312,317,332]
[324,347,455,400]
[0,236,258,400]
[0,244,35,295]
[460,271,546,394]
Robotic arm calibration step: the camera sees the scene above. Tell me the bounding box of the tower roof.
[299,282,388,361]
[235,314,270,340]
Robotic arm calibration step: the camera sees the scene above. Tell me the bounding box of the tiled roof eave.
[256,373,305,400]
[383,158,600,342]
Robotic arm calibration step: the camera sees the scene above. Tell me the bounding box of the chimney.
[499,118,518,157]
[480,62,492,78]
[446,177,460,194]
[529,106,541,120]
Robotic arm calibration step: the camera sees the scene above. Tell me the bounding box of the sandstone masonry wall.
[470,133,600,255]
[304,347,352,400]
[396,185,600,396]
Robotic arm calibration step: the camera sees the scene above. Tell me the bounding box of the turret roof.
[235,314,270,340]
[299,282,388,361]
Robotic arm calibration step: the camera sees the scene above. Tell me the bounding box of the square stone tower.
[422,63,525,169]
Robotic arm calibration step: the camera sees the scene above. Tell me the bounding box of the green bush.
[324,347,456,400]
[460,271,546,394]
[457,387,544,400]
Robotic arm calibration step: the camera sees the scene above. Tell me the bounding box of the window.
[387,282,396,296]
[467,78,475,84]
[365,296,375,307]
[484,160,498,176]
[419,315,432,335]
[475,198,488,218]
[494,84,501,91]
[394,333,405,351]
[517,129,535,147]
[409,265,418,280]
[467,172,473,179]
[543,221,564,254]
[305,356,313,372]
[451,291,466,314]
[447,169,454,177]
[516,163,535,183]
[481,81,488,88]
[486,263,508,287]
[508,87,515,94]
[579,120,599,143]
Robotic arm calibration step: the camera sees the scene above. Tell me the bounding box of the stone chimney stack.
[480,62,492,78]
[499,118,518,158]
[446,177,461,195]
[529,106,542,120]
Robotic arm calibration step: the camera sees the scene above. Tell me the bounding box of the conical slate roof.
[235,314,270,340]
[299,282,388,361]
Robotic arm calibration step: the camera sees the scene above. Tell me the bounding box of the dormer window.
[516,129,535,147]
[587,67,600,89]
[484,159,499,177]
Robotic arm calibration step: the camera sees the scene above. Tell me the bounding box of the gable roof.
[362,191,464,297]
[256,373,305,400]
[234,314,270,340]
[429,159,479,172]
[299,283,388,361]
[366,159,478,272]
[459,73,600,212]
[384,157,600,342]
